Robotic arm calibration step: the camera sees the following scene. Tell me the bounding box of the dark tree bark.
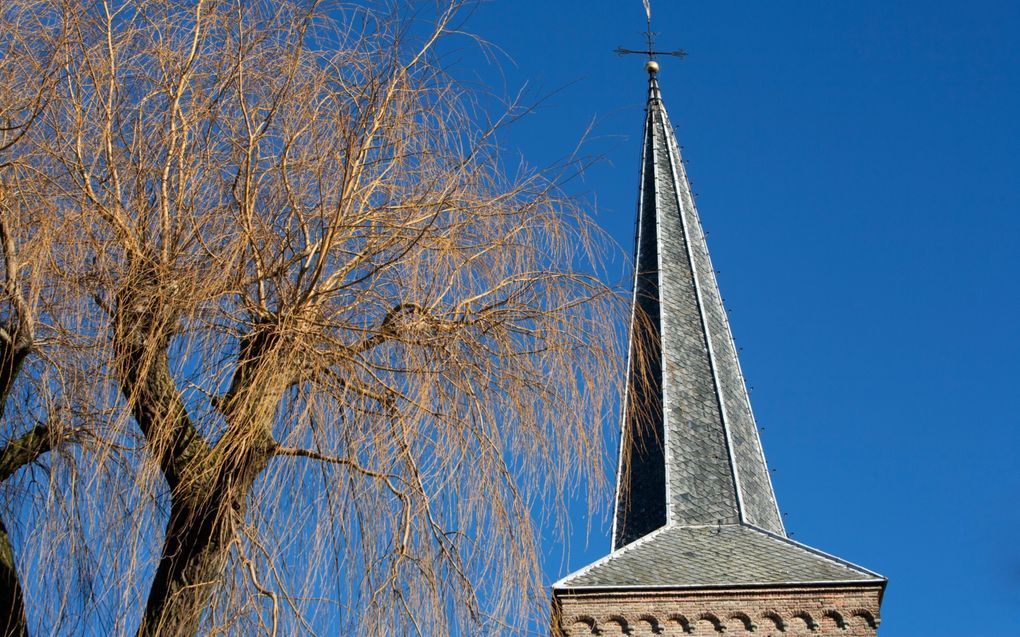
[137,442,274,637]
[116,278,284,636]
[0,516,27,637]
[0,328,30,423]
[0,325,39,637]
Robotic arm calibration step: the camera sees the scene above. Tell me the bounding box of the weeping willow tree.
[0,0,624,634]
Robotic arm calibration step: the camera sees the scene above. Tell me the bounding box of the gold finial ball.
[645,60,660,74]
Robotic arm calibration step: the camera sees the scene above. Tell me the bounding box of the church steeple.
[612,62,783,550]
[552,60,886,637]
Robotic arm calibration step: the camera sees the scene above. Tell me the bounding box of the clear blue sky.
[444,1,1020,634]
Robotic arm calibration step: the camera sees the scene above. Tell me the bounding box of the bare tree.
[1,1,624,634]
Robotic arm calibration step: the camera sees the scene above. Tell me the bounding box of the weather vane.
[614,0,686,68]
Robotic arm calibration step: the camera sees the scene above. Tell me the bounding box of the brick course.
[554,585,882,636]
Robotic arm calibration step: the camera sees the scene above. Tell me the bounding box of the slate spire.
[611,63,783,549]
[552,60,884,637]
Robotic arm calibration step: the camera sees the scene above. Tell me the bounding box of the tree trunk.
[137,445,273,637]
[0,335,29,421]
[0,337,32,637]
[0,518,27,637]
[115,279,285,635]
[137,495,239,637]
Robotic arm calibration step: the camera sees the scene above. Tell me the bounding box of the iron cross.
[614,2,686,61]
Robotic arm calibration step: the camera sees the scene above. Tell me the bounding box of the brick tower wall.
[553,584,884,637]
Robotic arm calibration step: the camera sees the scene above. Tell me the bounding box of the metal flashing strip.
[649,92,675,527]
[553,577,888,594]
[672,138,786,532]
[741,523,887,581]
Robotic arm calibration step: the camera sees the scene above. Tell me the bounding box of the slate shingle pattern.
[613,74,783,551]
[560,525,882,588]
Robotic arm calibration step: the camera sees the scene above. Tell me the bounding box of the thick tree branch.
[0,516,26,637]
[0,187,36,423]
[0,338,29,425]
[141,321,287,637]
[0,425,52,483]
[114,277,209,493]
[349,302,470,355]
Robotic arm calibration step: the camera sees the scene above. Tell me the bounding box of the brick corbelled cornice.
[554,585,883,636]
